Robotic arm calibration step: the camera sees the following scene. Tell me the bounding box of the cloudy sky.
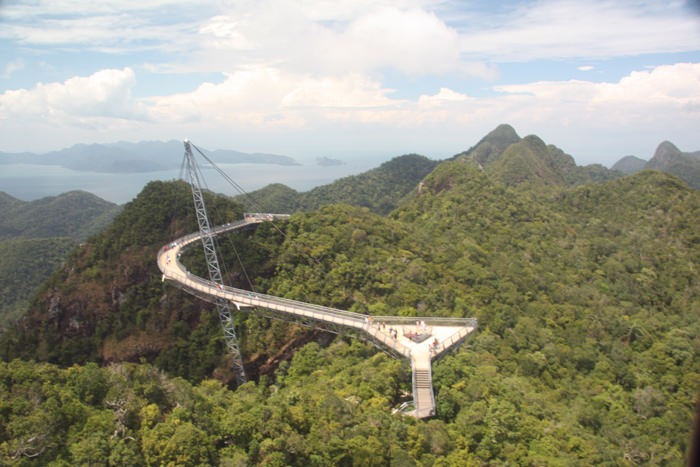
[1,0,699,166]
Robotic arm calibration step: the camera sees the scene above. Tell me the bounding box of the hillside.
[0,237,77,328]
[611,141,700,189]
[0,191,120,328]
[240,123,622,217]
[453,123,522,166]
[1,129,699,464]
[0,190,120,240]
[644,141,700,190]
[612,155,647,174]
[455,124,622,187]
[238,153,439,215]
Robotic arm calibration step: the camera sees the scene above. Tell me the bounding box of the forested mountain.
[1,128,699,464]
[453,123,522,166]
[0,191,120,328]
[238,153,439,214]
[240,125,622,217]
[611,141,700,189]
[454,124,622,187]
[0,190,119,240]
[612,155,647,174]
[645,141,700,190]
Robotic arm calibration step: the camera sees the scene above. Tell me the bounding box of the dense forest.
[1,126,699,465]
[0,191,120,328]
[237,154,439,215]
[0,190,120,241]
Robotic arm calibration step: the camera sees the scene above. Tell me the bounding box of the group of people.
[362,316,441,348]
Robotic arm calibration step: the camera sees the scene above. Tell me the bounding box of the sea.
[0,161,377,204]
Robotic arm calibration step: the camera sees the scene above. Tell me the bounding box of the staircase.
[413,367,436,418]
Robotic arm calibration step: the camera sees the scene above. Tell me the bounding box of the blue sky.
[1,0,699,166]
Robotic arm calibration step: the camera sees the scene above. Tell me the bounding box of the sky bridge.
[158,214,477,418]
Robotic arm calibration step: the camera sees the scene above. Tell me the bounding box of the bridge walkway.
[157,214,477,418]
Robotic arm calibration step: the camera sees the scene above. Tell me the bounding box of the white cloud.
[457,0,700,61]
[3,0,697,81]
[0,0,203,54]
[281,74,398,108]
[1,61,698,164]
[2,60,24,79]
[418,88,469,107]
[4,61,699,129]
[192,4,485,77]
[494,62,700,119]
[578,65,594,71]
[0,67,148,122]
[329,7,463,75]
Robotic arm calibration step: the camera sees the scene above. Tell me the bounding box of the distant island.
[0,140,300,174]
[316,156,345,166]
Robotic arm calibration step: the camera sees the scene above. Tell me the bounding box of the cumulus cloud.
[1,61,698,162]
[145,68,306,128]
[494,62,700,121]
[0,67,148,122]
[417,88,469,107]
[3,0,697,80]
[327,7,462,75]
[281,74,398,108]
[192,4,488,78]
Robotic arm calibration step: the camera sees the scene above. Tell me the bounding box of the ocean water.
[0,161,375,204]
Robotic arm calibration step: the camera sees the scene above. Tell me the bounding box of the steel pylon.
[183,140,247,384]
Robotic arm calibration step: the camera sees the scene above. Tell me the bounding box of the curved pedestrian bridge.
[158,213,477,418]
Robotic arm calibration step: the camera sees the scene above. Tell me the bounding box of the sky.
[1,0,699,167]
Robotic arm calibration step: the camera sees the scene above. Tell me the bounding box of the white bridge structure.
[157,141,477,418]
[158,214,477,418]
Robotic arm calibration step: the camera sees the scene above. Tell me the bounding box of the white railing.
[159,214,479,419]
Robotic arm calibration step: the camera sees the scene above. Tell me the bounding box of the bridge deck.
[157,215,476,418]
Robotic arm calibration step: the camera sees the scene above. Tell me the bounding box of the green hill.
[454,125,622,188]
[645,141,700,190]
[0,190,120,240]
[0,181,244,379]
[1,131,699,464]
[0,237,78,328]
[0,191,120,328]
[611,141,700,189]
[237,183,303,213]
[612,155,647,174]
[454,123,522,167]
[239,154,439,215]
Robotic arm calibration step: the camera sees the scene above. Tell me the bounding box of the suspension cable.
[190,142,291,240]
[188,142,324,269]
[183,149,258,292]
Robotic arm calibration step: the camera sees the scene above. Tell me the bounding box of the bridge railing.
[165,256,368,326]
[159,216,474,363]
[164,265,417,356]
[363,325,412,358]
[430,325,477,358]
[372,316,477,327]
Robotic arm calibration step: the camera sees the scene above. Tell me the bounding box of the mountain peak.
[485,123,520,143]
[644,140,700,189]
[653,141,681,161]
[647,141,683,171]
[454,123,521,166]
